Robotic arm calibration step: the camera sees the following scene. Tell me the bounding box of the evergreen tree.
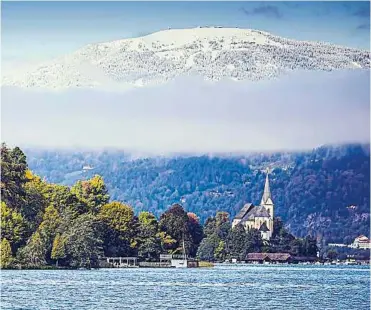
[196,234,220,261]
[289,238,304,255]
[303,236,318,257]
[245,228,264,253]
[327,249,338,260]
[227,224,247,260]
[203,217,217,237]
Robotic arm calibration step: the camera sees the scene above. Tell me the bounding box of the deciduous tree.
[98,202,137,257]
[71,175,109,214]
[51,233,66,267]
[1,144,28,210]
[1,202,27,252]
[0,238,13,268]
[18,231,47,267]
[137,212,161,260]
[64,214,103,268]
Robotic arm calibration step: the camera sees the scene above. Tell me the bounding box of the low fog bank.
[1,69,370,154]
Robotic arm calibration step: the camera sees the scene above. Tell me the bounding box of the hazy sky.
[1,1,370,153]
[1,1,370,68]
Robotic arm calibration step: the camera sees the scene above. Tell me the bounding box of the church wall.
[244,220,254,231]
[268,218,274,232]
[261,204,274,219]
[232,219,241,228]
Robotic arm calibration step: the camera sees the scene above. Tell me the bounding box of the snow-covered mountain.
[2,27,370,90]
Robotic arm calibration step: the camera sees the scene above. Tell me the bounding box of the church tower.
[260,171,274,219]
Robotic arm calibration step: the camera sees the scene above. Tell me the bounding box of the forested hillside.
[1,143,318,269]
[25,144,370,244]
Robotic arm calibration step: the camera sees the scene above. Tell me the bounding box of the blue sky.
[1,1,370,66]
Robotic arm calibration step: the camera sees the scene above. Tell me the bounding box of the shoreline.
[2,261,369,271]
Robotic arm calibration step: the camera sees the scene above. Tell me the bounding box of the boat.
[344,261,358,265]
[171,235,188,268]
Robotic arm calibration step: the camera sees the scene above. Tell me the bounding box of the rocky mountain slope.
[3,27,370,90]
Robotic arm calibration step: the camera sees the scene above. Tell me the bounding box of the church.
[232,172,274,241]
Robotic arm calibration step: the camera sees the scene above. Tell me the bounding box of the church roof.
[259,222,270,232]
[240,205,270,222]
[234,169,274,222]
[261,172,274,205]
[234,203,254,220]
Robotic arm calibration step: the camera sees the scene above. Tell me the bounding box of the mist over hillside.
[2,69,370,152]
[25,143,370,244]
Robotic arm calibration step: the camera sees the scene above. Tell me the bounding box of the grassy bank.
[199,261,214,268]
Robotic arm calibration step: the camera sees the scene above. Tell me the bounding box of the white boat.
[345,261,357,265]
[171,235,188,268]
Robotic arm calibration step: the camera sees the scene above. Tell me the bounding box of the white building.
[351,235,371,249]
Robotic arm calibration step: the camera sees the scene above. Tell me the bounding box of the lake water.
[1,265,370,310]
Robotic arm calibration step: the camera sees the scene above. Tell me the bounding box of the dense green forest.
[24,144,370,244]
[1,143,319,269]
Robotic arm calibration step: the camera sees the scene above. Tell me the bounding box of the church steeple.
[261,170,273,205]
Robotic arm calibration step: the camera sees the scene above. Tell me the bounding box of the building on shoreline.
[232,171,274,240]
[328,235,371,249]
[350,235,371,249]
[246,253,292,264]
[245,253,319,264]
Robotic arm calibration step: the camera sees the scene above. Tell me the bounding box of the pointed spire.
[261,169,273,205]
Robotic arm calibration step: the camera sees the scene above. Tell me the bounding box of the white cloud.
[1,69,369,154]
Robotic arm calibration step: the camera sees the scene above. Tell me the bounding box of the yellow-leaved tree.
[0,238,13,269]
[51,233,66,267]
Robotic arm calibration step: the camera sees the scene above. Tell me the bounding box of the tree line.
[25,144,370,244]
[1,143,317,269]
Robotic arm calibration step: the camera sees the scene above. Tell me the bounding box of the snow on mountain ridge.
[2,27,370,90]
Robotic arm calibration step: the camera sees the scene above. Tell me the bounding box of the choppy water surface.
[1,265,370,309]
